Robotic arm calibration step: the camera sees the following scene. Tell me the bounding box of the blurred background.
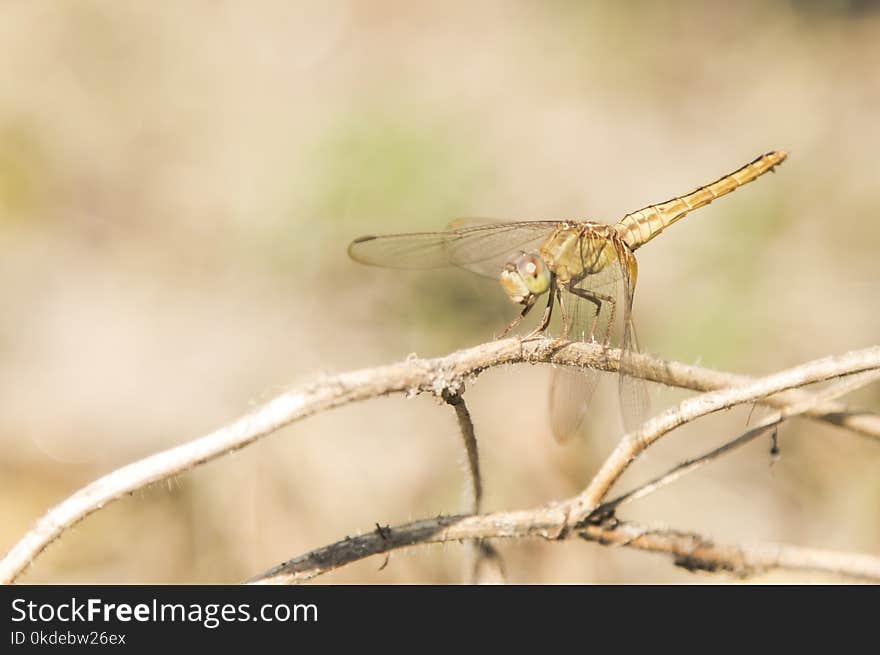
[1,0,878,584]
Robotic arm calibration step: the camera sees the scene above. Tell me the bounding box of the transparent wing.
[549,289,602,443]
[348,219,560,279]
[615,246,650,432]
[548,241,650,441]
[549,262,620,443]
[619,315,650,432]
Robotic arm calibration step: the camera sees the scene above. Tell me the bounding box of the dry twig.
[441,389,503,582]
[567,347,880,524]
[591,370,880,520]
[247,511,880,584]
[2,340,879,584]
[442,390,482,513]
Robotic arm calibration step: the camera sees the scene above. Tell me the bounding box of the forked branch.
[567,348,880,524]
[2,340,879,584]
[590,370,880,520]
[249,349,880,583]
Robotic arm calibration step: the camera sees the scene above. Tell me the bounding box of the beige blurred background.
[1,1,878,584]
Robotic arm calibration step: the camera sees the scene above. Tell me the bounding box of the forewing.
[443,219,558,277]
[348,219,558,279]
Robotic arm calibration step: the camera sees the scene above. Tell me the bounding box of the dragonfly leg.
[551,286,570,344]
[522,279,558,340]
[568,286,616,344]
[499,301,536,338]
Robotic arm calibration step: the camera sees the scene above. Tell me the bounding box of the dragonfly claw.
[520,327,549,343]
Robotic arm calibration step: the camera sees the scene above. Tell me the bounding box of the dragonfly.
[348,151,788,441]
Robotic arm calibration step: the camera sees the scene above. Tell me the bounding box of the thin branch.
[567,347,880,525]
[442,390,482,512]
[2,340,878,583]
[249,357,880,585]
[247,511,880,584]
[592,422,779,521]
[590,369,880,520]
[577,521,880,581]
[627,350,880,441]
[442,389,503,582]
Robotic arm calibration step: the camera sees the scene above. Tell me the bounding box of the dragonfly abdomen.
[615,150,788,251]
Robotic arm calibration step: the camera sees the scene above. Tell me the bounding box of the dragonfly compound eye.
[499,252,551,304]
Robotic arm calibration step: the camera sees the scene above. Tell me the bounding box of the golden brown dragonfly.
[349,151,788,440]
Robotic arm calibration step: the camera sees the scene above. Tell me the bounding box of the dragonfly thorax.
[499,252,552,305]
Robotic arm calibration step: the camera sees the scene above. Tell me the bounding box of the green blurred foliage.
[308,110,485,234]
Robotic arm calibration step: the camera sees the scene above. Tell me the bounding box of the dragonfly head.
[500,252,552,305]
